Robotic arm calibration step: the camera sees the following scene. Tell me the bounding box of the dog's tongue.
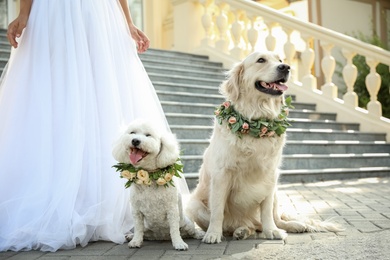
[130,149,144,165]
[261,81,288,91]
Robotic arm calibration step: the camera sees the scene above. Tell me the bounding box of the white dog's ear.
[112,136,129,163]
[220,63,244,102]
[156,133,180,168]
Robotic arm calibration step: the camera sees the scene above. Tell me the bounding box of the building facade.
[1,0,388,49]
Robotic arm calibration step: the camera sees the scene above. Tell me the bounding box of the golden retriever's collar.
[215,96,294,138]
[112,158,183,188]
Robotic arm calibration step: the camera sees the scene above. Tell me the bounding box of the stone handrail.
[170,0,390,141]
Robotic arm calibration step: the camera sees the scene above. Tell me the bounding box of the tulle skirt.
[0,0,186,252]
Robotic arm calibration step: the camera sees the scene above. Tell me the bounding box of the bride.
[0,0,189,252]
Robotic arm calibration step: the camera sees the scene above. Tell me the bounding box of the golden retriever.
[186,51,342,244]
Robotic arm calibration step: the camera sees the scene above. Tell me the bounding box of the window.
[128,0,143,30]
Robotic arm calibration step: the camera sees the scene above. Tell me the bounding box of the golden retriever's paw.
[261,228,287,240]
[233,227,251,240]
[202,232,223,244]
[283,221,307,233]
[128,239,143,248]
[173,239,189,251]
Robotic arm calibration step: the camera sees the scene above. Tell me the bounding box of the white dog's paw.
[173,240,188,251]
[125,232,134,242]
[194,229,206,240]
[128,239,143,248]
[233,227,251,240]
[172,237,188,251]
[261,228,287,240]
[202,231,223,244]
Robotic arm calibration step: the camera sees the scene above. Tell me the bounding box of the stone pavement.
[1,177,389,260]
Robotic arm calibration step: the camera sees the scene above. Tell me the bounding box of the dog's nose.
[132,139,141,147]
[277,64,290,72]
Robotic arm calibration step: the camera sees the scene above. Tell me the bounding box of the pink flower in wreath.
[223,101,231,108]
[242,122,249,130]
[267,131,275,137]
[228,117,237,124]
[215,110,220,116]
[259,126,268,137]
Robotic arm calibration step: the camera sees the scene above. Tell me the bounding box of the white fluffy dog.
[112,119,203,250]
[186,51,342,244]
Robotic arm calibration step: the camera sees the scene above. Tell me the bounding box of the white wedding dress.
[0,0,188,252]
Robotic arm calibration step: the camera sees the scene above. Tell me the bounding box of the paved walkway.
[1,177,389,260]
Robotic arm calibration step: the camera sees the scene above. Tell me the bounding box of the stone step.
[284,140,390,154]
[178,139,390,155]
[153,82,220,95]
[141,58,224,73]
[289,110,336,121]
[289,119,359,131]
[279,167,390,183]
[144,48,211,60]
[286,128,386,141]
[139,50,222,68]
[180,153,390,173]
[157,91,224,104]
[282,153,390,170]
[0,57,7,68]
[149,73,221,86]
[161,101,316,115]
[184,167,390,190]
[145,65,225,80]
[0,42,9,49]
[170,125,386,141]
[0,49,10,59]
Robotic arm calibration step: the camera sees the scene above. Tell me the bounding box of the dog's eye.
[130,131,135,134]
[279,59,282,63]
[146,134,151,137]
[257,58,266,63]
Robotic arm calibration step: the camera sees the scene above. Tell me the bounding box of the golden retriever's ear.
[156,133,180,168]
[220,63,244,102]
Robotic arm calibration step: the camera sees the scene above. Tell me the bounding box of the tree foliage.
[343,32,390,118]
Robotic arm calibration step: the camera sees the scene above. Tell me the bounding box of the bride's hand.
[129,25,150,53]
[7,14,29,48]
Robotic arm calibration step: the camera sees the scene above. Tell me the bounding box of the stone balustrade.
[170,0,390,141]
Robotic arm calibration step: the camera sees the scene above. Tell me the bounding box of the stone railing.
[170,0,390,141]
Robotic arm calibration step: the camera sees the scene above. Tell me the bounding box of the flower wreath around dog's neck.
[112,158,183,188]
[215,96,294,138]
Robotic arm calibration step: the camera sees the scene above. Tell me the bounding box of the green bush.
[342,32,390,118]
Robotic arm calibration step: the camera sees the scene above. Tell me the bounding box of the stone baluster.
[247,16,259,54]
[341,49,358,107]
[199,0,214,47]
[283,28,296,83]
[265,22,277,51]
[241,15,250,56]
[215,3,230,53]
[301,35,316,90]
[320,41,337,98]
[230,10,244,60]
[365,58,382,117]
